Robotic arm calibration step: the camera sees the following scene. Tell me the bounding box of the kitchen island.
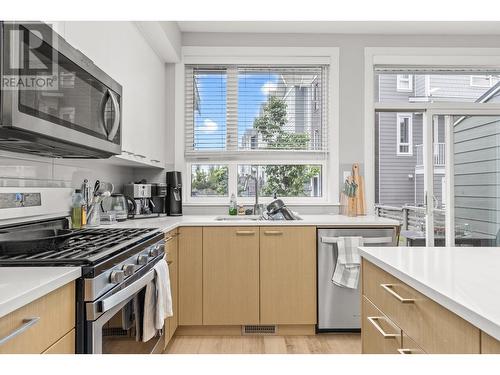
[359,246,500,354]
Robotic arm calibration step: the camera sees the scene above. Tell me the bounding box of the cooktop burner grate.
[0,227,159,266]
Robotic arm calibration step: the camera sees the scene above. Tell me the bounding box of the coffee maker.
[123,183,157,218]
[151,183,168,215]
[166,171,182,216]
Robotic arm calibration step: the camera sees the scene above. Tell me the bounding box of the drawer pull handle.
[0,317,40,346]
[398,348,415,354]
[165,236,175,242]
[236,231,256,235]
[367,316,399,339]
[264,231,283,235]
[380,284,415,304]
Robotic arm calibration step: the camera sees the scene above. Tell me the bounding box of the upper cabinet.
[53,21,170,168]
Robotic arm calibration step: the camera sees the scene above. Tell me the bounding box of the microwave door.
[2,23,122,157]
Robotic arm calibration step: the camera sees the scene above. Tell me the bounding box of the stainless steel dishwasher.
[317,227,397,332]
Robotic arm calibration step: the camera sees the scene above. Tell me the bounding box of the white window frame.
[396,113,413,156]
[364,47,500,246]
[469,74,500,88]
[396,74,413,92]
[176,47,340,205]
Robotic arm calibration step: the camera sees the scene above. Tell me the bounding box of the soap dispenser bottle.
[229,194,238,216]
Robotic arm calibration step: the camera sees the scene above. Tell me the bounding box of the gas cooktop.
[0,227,160,266]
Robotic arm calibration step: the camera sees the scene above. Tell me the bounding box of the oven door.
[85,259,164,354]
[1,22,122,157]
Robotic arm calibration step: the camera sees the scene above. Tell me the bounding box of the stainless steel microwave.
[0,21,122,158]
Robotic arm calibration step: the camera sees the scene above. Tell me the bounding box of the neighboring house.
[375,73,500,208]
[240,74,322,151]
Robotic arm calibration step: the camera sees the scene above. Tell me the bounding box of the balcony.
[415,143,445,167]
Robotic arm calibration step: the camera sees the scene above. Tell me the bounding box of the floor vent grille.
[242,325,277,335]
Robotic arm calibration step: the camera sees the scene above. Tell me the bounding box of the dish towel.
[332,236,363,289]
[142,259,173,342]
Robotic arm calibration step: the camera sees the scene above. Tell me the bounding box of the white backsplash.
[0,150,137,222]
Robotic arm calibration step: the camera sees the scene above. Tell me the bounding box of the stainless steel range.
[0,218,165,354]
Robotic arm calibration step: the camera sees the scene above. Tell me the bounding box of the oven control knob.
[149,246,159,257]
[157,244,165,255]
[109,270,125,284]
[122,264,136,276]
[137,254,148,265]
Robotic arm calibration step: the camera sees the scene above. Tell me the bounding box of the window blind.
[185,64,329,159]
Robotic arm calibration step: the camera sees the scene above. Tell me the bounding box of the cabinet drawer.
[42,329,75,354]
[362,296,402,354]
[481,332,500,354]
[0,282,75,354]
[362,259,480,354]
[400,333,426,354]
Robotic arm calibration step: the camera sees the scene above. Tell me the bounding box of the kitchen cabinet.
[361,296,402,354]
[361,259,480,354]
[0,282,75,354]
[42,329,75,354]
[164,229,178,349]
[58,21,168,168]
[481,332,500,354]
[178,227,203,325]
[202,227,260,325]
[259,227,316,325]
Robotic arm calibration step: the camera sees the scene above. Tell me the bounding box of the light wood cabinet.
[42,329,75,354]
[164,229,178,349]
[0,282,75,354]
[202,227,260,325]
[178,227,203,325]
[362,296,402,354]
[362,259,480,354]
[259,226,316,325]
[481,332,500,354]
[400,333,426,354]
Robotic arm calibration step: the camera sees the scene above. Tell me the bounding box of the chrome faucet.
[244,169,263,215]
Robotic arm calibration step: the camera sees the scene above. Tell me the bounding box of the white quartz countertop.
[102,214,399,233]
[0,267,81,318]
[359,246,500,341]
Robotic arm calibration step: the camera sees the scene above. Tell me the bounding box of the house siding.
[376,112,422,206]
[453,114,500,237]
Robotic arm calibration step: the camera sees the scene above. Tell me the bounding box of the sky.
[194,71,279,150]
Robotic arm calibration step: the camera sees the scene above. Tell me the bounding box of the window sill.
[183,202,341,207]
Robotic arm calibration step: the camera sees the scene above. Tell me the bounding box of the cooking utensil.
[267,199,286,215]
[0,229,76,255]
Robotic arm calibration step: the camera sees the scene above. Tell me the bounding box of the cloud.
[199,119,218,133]
[261,81,277,96]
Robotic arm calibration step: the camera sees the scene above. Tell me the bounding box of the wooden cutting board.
[352,163,366,215]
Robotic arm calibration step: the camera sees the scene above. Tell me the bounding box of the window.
[470,75,500,88]
[185,64,329,201]
[190,164,229,197]
[396,74,413,92]
[237,164,322,198]
[396,113,412,155]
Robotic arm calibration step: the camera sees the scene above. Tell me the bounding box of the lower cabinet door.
[259,226,316,324]
[202,227,260,325]
[481,332,500,354]
[362,296,402,354]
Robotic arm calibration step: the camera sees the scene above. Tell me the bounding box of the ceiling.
[176,21,500,35]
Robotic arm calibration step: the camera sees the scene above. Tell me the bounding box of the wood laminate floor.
[165,334,361,354]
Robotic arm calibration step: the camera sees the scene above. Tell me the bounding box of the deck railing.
[415,143,446,167]
[375,204,445,233]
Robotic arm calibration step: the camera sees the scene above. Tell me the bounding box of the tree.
[191,166,228,196]
[253,96,320,197]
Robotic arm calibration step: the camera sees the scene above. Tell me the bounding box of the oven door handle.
[99,269,155,314]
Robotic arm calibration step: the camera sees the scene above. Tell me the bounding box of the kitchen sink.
[214,215,262,221]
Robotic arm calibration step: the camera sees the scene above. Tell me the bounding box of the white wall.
[181,32,500,181]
